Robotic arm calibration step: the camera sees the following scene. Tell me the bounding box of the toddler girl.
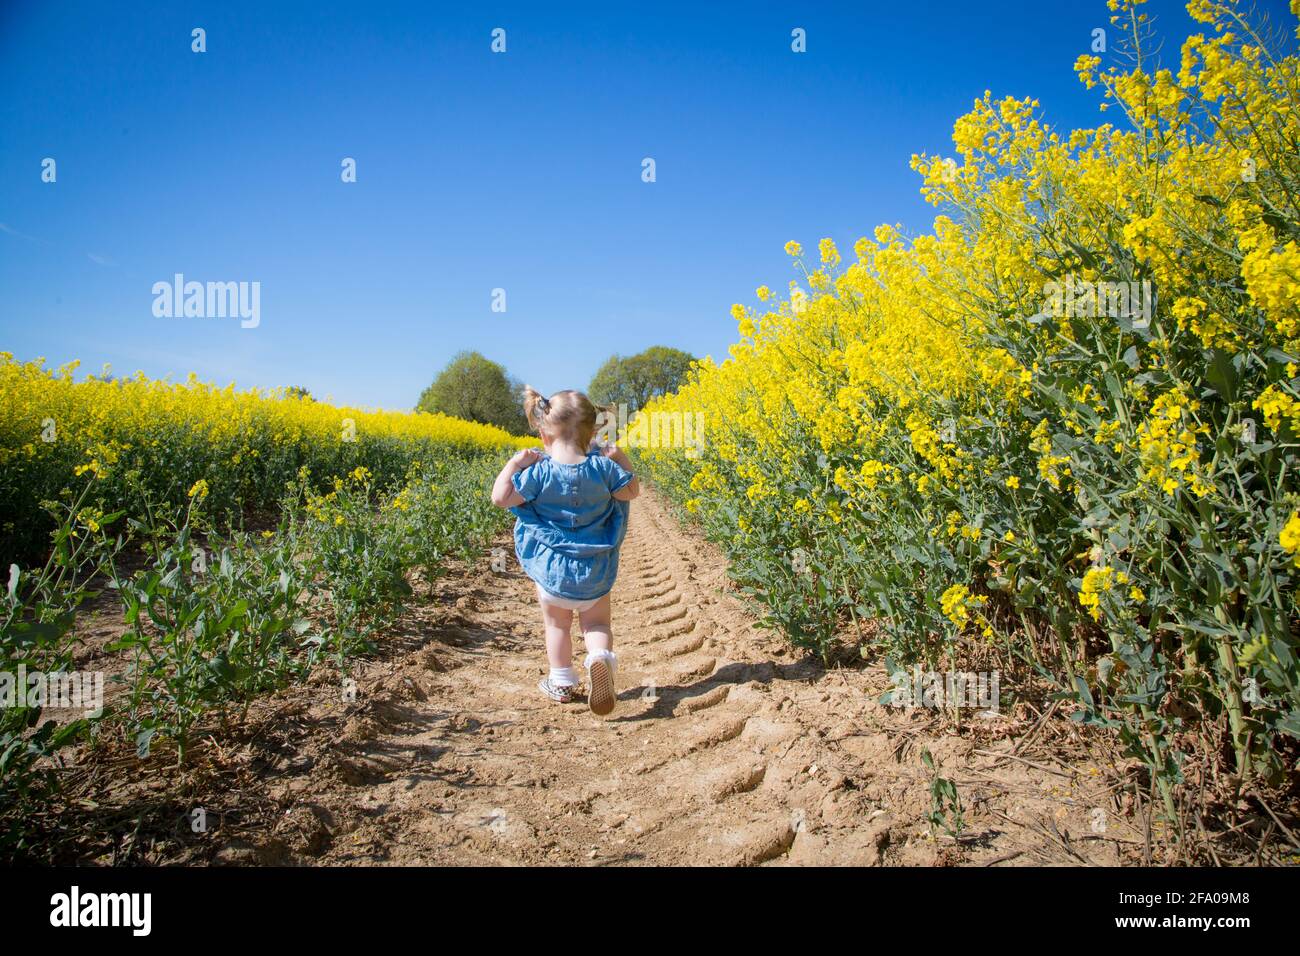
[490,387,640,715]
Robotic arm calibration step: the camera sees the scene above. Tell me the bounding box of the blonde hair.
[522,386,598,447]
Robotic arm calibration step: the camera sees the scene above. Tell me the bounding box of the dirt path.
[214,491,1125,867]
[59,490,1137,866]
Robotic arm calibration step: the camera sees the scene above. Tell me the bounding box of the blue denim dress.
[510,452,634,601]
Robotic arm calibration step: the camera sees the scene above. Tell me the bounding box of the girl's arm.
[491,448,542,508]
[604,444,641,502]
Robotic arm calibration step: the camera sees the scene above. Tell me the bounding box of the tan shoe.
[585,653,617,716]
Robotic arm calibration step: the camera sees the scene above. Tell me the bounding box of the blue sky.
[1,0,1290,410]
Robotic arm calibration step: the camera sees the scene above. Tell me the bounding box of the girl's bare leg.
[578,593,612,655]
[540,601,574,670]
[579,594,616,714]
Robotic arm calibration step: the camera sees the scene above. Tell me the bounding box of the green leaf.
[1205,348,1238,404]
[1075,675,1095,710]
[135,726,156,759]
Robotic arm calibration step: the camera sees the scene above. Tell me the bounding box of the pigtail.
[522,385,550,434]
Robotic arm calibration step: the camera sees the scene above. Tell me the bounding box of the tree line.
[416,346,695,435]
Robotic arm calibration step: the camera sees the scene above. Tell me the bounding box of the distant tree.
[417,351,528,434]
[284,385,313,401]
[588,346,696,410]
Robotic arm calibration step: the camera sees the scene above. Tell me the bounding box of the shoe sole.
[588,659,616,716]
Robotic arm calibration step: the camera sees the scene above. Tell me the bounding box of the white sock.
[550,666,578,687]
